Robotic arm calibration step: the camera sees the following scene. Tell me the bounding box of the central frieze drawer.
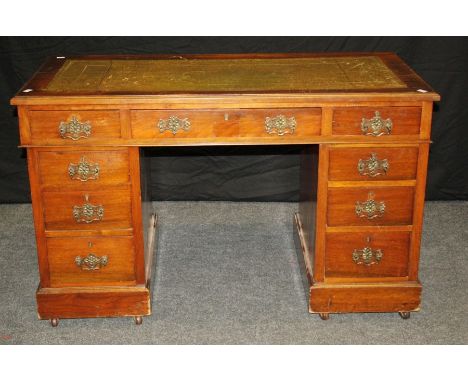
[327,186,414,226]
[47,236,136,287]
[37,149,130,189]
[42,188,132,231]
[29,110,121,143]
[131,108,321,139]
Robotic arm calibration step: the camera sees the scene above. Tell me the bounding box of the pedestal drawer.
[42,188,132,231]
[332,107,421,136]
[29,110,121,144]
[47,236,136,287]
[325,231,411,279]
[328,146,419,181]
[327,186,414,226]
[37,149,130,189]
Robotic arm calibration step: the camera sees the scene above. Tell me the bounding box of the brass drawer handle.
[361,111,392,136]
[265,115,296,136]
[68,156,100,181]
[59,116,92,140]
[158,116,191,135]
[358,152,389,177]
[72,194,104,223]
[75,243,108,271]
[355,192,385,219]
[352,246,383,266]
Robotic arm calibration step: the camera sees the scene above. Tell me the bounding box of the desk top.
[11,53,439,105]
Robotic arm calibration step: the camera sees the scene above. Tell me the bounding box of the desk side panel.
[138,148,156,283]
[298,145,319,282]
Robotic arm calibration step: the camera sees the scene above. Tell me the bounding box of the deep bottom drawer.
[47,236,136,287]
[325,231,411,279]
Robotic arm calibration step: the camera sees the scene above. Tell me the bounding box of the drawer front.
[37,149,130,189]
[131,110,233,139]
[42,188,132,231]
[237,108,321,138]
[47,236,136,287]
[332,107,421,136]
[325,232,410,279]
[29,110,121,143]
[131,108,321,139]
[327,186,414,226]
[328,146,419,181]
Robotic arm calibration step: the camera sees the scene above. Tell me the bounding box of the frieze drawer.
[332,107,422,136]
[131,108,321,140]
[28,110,121,144]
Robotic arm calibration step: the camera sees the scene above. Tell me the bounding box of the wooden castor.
[399,312,411,319]
[318,313,330,320]
[134,316,143,325]
[50,318,59,327]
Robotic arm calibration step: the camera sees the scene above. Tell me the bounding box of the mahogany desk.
[11,53,440,326]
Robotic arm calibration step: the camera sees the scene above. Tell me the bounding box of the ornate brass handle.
[264,115,296,136]
[358,153,389,177]
[352,246,383,266]
[72,194,104,223]
[68,156,100,181]
[361,111,392,136]
[355,192,385,219]
[59,116,92,140]
[75,243,108,271]
[158,116,191,135]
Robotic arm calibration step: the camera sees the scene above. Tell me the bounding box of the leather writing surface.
[45,56,406,93]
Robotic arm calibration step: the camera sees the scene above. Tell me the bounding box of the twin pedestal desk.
[11,53,440,326]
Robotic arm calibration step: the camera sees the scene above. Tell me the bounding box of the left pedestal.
[26,145,156,325]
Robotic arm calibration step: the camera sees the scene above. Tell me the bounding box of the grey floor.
[0,201,467,345]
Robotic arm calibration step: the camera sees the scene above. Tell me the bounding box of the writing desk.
[11,53,440,326]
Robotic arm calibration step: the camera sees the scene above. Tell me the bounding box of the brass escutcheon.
[72,194,104,223]
[361,111,392,136]
[264,115,296,136]
[68,156,100,181]
[75,251,108,271]
[158,116,191,135]
[355,192,386,219]
[59,116,92,140]
[352,246,383,266]
[357,152,389,177]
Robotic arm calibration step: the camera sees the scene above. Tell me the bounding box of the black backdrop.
[1,37,467,202]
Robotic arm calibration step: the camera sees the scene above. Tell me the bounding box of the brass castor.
[399,312,411,319]
[319,313,330,320]
[50,318,59,327]
[134,316,143,325]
